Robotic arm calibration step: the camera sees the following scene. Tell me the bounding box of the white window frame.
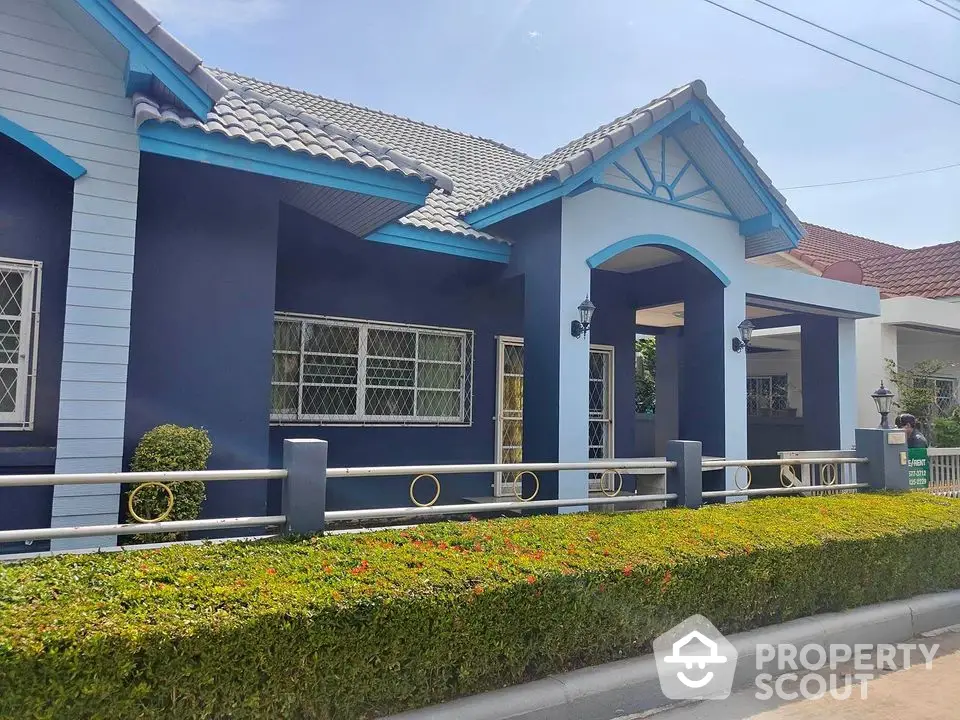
[493,338,616,496]
[271,313,473,426]
[917,376,957,415]
[747,374,789,416]
[0,258,41,431]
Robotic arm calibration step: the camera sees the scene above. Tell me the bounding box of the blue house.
[0,0,879,551]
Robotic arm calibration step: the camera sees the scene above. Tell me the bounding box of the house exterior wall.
[270,206,526,510]
[0,136,72,552]
[562,186,750,492]
[0,0,140,548]
[125,156,280,523]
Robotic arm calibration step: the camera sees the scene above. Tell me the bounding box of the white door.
[494,339,615,496]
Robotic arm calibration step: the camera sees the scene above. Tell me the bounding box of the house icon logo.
[653,615,739,700]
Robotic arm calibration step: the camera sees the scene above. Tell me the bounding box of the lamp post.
[570,297,596,339]
[732,319,755,353]
[871,382,894,429]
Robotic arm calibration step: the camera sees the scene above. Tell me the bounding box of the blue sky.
[144,0,959,248]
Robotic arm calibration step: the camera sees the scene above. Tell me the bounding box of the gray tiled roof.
[466,79,799,232]
[132,80,455,192]
[211,70,530,241]
[111,0,227,103]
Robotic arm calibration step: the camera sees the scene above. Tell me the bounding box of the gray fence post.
[855,428,909,491]
[282,438,328,535]
[666,440,702,509]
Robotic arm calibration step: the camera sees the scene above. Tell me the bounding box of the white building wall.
[0,0,139,548]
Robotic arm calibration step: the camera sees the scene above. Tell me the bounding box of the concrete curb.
[384,590,960,720]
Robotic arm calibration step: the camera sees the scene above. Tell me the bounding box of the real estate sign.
[908,447,929,489]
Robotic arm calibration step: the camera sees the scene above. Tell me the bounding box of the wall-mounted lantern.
[871,382,895,429]
[731,319,755,353]
[570,297,596,339]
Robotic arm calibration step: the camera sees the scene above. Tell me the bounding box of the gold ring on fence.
[127,481,175,524]
[409,474,441,507]
[600,469,623,497]
[734,465,752,491]
[820,463,838,486]
[513,470,540,502]
[780,464,800,488]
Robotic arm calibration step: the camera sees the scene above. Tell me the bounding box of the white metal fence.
[927,448,960,497]
[0,443,878,558]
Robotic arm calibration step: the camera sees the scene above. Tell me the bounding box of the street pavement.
[611,626,960,720]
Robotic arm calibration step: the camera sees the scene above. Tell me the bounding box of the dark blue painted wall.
[270,207,523,511]
[125,155,281,522]
[801,315,841,451]
[0,135,71,549]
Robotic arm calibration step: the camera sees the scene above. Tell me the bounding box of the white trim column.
[723,283,748,492]
[838,317,858,449]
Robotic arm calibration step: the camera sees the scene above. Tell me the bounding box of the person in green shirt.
[895,413,929,448]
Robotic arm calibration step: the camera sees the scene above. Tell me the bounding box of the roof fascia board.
[0,112,87,179]
[691,106,802,247]
[365,223,511,264]
[138,123,432,205]
[466,104,700,230]
[73,0,214,117]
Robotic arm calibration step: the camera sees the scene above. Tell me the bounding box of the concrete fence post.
[282,438,328,535]
[854,428,909,491]
[666,440,702,509]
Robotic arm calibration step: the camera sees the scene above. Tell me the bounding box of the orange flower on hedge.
[622,564,633,576]
[662,570,673,585]
[526,575,536,584]
[266,568,277,575]
[350,559,370,576]
[438,542,449,550]
[473,585,484,595]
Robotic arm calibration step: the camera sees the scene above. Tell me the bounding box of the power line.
[697,0,960,108]
[749,0,960,88]
[915,0,960,21]
[782,161,960,190]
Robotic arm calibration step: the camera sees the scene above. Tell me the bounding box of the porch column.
[801,316,856,450]
[511,203,590,506]
[654,328,681,456]
[680,270,744,492]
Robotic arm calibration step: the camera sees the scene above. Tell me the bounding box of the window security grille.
[271,314,473,424]
[0,259,40,429]
[747,375,789,416]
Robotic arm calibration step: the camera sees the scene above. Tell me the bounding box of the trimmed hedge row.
[3,493,960,719]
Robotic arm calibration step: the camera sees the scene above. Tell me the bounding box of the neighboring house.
[0,0,878,552]
[746,223,960,430]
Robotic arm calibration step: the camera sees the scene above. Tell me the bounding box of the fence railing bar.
[702,457,867,469]
[0,516,287,544]
[0,469,288,488]
[325,493,679,522]
[702,483,869,499]
[326,460,676,479]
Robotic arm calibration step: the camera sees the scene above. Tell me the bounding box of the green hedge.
[3,493,960,719]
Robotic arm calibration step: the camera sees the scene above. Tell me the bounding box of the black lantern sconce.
[570,297,596,339]
[731,319,755,353]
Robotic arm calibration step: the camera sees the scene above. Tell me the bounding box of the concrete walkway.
[625,626,960,720]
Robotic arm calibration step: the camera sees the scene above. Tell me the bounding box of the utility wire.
[782,161,960,190]
[697,0,960,108]
[750,0,960,88]
[915,0,960,21]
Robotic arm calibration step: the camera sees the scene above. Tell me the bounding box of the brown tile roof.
[791,222,960,299]
[860,242,960,299]
[790,222,902,272]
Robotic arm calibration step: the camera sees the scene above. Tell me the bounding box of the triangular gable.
[61,0,226,117]
[598,134,735,220]
[464,80,803,258]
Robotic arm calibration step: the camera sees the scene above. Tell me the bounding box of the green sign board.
[908,447,929,489]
